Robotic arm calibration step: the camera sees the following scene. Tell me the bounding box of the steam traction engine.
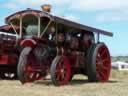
[4,5,113,86]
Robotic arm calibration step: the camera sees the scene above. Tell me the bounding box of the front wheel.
[17,47,43,84]
[86,43,111,82]
[50,56,71,86]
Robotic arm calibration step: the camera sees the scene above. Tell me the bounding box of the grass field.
[0,70,128,96]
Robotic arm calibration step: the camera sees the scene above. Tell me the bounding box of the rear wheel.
[17,47,46,84]
[86,43,111,82]
[50,56,71,86]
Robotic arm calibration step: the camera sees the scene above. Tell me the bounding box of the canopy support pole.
[97,33,100,43]
[20,16,22,38]
[55,23,58,44]
[40,20,52,37]
[38,17,41,37]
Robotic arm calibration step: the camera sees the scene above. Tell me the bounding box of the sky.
[0,0,128,56]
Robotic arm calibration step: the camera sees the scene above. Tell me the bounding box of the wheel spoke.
[100,48,106,56]
[56,72,61,81]
[100,58,108,63]
[98,71,105,80]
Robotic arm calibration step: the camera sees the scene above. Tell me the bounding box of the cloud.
[3,0,73,11]
[70,0,128,11]
[96,11,128,22]
[3,0,128,11]
[4,3,18,10]
[6,0,41,6]
[5,0,72,7]
[3,0,128,23]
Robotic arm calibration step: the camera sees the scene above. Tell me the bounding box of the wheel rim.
[55,56,71,85]
[95,44,111,82]
[23,54,43,83]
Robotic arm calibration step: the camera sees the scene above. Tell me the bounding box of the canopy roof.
[5,9,113,37]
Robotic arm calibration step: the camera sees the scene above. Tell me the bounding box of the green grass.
[0,70,128,96]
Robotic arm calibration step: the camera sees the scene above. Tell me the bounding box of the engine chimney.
[41,4,51,12]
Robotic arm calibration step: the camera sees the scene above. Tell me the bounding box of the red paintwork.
[0,54,17,65]
[20,39,37,47]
